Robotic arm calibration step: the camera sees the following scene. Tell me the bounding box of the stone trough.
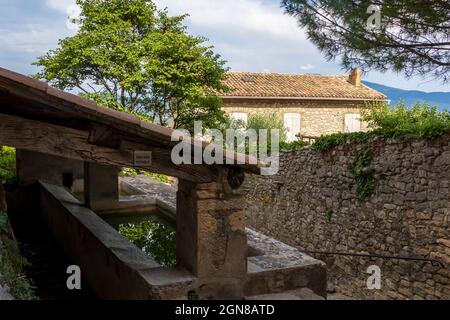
[30,174,326,300]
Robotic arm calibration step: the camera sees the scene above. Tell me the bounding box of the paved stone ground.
[246,288,324,300]
[327,293,354,300]
[121,176,177,208]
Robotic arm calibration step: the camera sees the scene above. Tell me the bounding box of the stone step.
[245,228,327,299]
[246,288,325,300]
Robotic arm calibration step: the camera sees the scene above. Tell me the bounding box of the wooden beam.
[119,140,219,182]
[0,113,217,183]
[88,123,121,149]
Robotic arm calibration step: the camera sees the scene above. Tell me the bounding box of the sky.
[0,0,449,93]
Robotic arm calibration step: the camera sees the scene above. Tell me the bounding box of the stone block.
[176,169,247,299]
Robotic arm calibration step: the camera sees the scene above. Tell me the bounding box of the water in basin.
[102,211,176,267]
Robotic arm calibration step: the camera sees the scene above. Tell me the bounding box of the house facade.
[220,69,387,141]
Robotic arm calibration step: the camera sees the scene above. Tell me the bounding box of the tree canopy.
[282,0,450,82]
[34,0,229,130]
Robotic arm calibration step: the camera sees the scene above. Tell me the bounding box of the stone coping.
[39,182,196,299]
[41,182,162,271]
[246,228,325,272]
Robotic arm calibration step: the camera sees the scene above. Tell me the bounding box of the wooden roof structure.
[0,67,264,183]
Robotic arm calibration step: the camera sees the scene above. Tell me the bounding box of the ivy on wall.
[279,103,450,203]
[349,148,376,201]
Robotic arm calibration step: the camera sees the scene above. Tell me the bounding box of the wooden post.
[176,168,247,299]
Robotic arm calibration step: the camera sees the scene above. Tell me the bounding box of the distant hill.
[363,81,450,111]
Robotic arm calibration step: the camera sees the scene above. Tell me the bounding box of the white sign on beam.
[134,151,152,167]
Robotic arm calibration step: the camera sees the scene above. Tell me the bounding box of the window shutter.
[344,114,361,133]
[229,112,248,125]
[284,113,301,142]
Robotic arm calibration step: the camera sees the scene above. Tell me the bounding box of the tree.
[281,0,450,81]
[34,0,229,130]
[247,112,288,143]
[0,146,16,185]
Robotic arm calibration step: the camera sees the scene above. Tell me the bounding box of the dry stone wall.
[244,135,450,300]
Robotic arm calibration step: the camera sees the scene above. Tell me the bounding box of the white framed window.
[284,113,301,142]
[229,112,248,125]
[344,113,361,133]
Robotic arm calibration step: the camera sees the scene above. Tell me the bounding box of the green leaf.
[34,0,229,131]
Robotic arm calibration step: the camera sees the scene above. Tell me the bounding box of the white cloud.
[45,0,76,13]
[299,64,315,71]
[153,0,307,42]
[0,0,78,58]
[41,0,315,73]
[151,0,321,75]
[0,24,69,54]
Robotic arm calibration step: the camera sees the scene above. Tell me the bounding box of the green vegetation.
[0,211,38,300]
[187,290,199,300]
[0,147,16,185]
[246,112,288,143]
[277,102,450,201]
[34,0,229,131]
[349,148,376,201]
[81,93,153,123]
[312,131,374,152]
[362,102,450,140]
[280,140,310,151]
[325,209,334,222]
[119,220,176,266]
[281,102,450,153]
[227,112,289,153]
[282,1,450,82]
[120,168,171,184]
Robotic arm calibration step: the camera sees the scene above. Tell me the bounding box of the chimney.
[349,68,362,86]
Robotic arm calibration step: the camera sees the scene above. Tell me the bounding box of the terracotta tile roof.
[221,72,387,100]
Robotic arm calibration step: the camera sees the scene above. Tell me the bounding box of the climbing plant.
[349,147,376,201]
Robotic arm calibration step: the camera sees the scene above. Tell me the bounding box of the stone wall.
[222,99,370,137]
[16,150,84,187]
[244,135,450,300]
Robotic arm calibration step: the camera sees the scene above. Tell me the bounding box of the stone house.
[220,69,387,141]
